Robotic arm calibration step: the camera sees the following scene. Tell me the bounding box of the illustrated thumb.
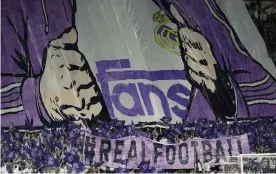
[49,27,78,48]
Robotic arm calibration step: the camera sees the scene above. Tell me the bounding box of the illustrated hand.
[40,27,104,124]
[165,4,237,120]
[170,5,218,93]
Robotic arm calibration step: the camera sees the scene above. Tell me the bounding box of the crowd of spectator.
[1,117,276,173]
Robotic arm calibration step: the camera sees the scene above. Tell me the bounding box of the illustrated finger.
[49,27,77,48]
[186,55,217,81]
[186,56,197,70]
[186,56,204,76]
[195,60,217,81]
[189,70,216,93]
[59,27,77,45]
[189,69,203,85]
[204,78,216,93]
[180,28,217,65]
[184,54,197,63]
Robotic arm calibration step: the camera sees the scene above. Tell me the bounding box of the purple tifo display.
[1,0,276,128]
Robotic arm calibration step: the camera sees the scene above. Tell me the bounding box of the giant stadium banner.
[82,133,250,169]
[1,0,276,128]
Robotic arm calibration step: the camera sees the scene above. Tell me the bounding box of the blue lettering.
[111,83,145,117]
[138,83,171,118]
[96,59,192,119]
[167,84,190,118]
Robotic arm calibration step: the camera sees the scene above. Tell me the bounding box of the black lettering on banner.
[201,140,213,163]
[85,136,96,161]
[113,140,124,164]
[100,139,111,162]
[215,140,226,163]
[166,145,176,165]
[153,143,163,164]
[142,141,150,162]
[191,141,199,162]
[179,143,189,165]
[128,140,137,161]
[237,139,242,154]
[227,139,232,156]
